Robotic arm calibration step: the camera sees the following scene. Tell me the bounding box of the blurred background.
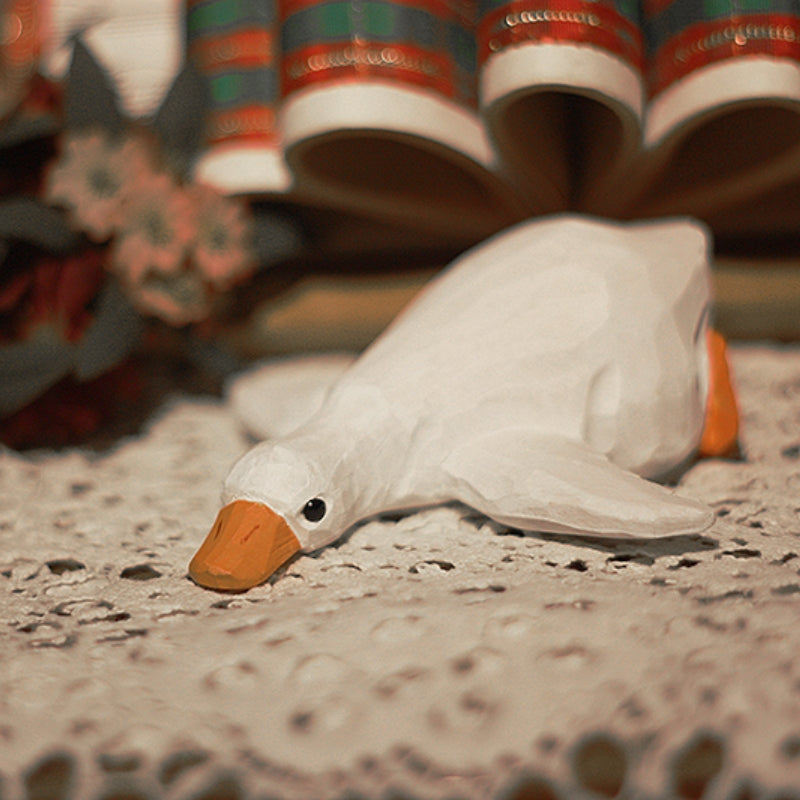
[1,0,798,448]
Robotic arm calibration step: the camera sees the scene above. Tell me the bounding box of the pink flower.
[112,174,195,285]
[189,184,255,289]
[0,250,106,344]
[129,270,211,327]
[45,130,154,241]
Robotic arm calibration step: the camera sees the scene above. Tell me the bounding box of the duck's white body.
[192,215,716,589]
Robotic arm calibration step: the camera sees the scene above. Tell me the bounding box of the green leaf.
[0,114,59,149]
[64,38,125,134]
[75,278,142,381]
[0,198,79,252]
[0,279,143,415]
[152,62,209,178]
[0,326,75,415]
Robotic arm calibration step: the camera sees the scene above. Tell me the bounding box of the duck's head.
[188,438,349,591]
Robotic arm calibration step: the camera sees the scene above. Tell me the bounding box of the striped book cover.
[185,0,800,238]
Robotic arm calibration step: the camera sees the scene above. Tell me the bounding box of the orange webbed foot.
[699,328,740,459]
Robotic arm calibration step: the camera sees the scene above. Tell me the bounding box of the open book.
[186,0,800,243]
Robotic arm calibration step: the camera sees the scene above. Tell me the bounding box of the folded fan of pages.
[186,0,800,238]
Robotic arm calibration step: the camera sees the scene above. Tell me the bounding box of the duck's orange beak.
[189,499,301,591]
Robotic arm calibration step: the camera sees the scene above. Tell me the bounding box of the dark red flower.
[0,248,107,343]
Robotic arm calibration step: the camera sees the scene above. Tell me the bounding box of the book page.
[624,0,800,218]
[283,83,523,238]
[477,0,645,211]
[278,0,524,237]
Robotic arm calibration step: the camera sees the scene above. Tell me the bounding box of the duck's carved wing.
[442,430,714,537]
[227,354,356,440]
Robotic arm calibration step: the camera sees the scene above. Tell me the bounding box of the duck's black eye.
[302,498,327,523]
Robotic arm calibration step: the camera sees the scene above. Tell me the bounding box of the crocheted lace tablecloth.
[2,343,800,800]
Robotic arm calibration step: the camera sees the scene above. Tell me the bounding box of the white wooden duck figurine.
[189,215,738,591]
